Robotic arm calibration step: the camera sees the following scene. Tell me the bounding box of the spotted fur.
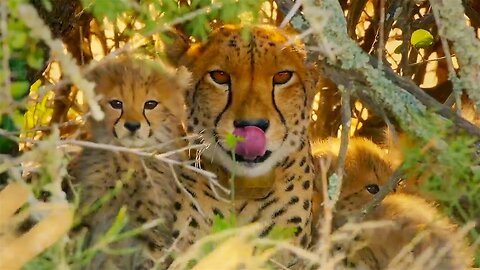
[167,25,319,263]
[69,57,191,269]
[311,137,473,270]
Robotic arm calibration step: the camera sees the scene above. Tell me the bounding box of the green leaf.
[41,0,53,11]
[267,226,296,240]
[211,213,236,234]
[10,81,29,100]
[105,206,129,238]
[410,29,434,48]
[29,79,42,93]
[9,58,27,80]
[27,48,44,69]
[10,31,27,49]
[85,0,130,21]
[0,115,18,154]
[225,133,244,149]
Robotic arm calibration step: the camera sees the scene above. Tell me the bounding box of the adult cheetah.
[167,25,319,260]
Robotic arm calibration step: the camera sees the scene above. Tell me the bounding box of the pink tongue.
[233,126,267,161]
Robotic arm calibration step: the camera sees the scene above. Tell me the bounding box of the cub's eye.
[109,100,123,109]
[144,100,159,110]
[273,71,293,85]
[209,70,231,85]
[365,184,380,194]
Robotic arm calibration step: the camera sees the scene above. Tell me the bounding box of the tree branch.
[274,0,480,137]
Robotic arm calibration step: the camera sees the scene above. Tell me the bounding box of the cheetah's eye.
[365,184,380,194]
[209,70,231,85]
[109,100,123,110]
[144,100,159,110]
[273,71,293,85]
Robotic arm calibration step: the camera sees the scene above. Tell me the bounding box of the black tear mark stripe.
[143,105,153,126]
[190,81,202,114]
[271,84,287,126]
[213,80,232,127]
[112,108,123,137]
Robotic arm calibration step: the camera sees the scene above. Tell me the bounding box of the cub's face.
[312,138,395,214]
[88,59,191,148]
[181,25,318,177]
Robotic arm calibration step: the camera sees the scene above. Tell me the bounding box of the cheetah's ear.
[160,65,192,124]
[312,151,338,192]
[164,28,191,66]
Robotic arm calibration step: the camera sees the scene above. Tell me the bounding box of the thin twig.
[169,163,206,218]
[377,0,385,68]
[357,166,404,218]
[279,0,302,28]
[335,90,351,182]
[318,157,335,270]
[156,216,192,266]
[430,5,462,114]
[408,55,455,66]
[59,139,217,180]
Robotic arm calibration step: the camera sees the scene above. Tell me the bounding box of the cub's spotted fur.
[311,137,473,270]
[167,24,319,262]
[69,57,191,269]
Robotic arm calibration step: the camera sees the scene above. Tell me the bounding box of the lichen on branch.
[302,0,435,139]
[429,0,480,109]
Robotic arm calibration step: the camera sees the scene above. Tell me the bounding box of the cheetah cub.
[311,137,473,270]
[69,56,191,269]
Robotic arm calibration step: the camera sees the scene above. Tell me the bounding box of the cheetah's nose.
[233,119,269,132]
[124,121,141,132]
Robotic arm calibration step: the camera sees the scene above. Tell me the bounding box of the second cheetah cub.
[69,56,191,269]
[311,137,473,270]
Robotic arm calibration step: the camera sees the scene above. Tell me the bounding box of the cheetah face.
[181,25,317,177]
[101,97,165,148]
[312,137,395,214]
[88,58,191,148]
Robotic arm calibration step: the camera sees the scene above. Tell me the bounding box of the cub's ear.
[174,66,193,93]
[312,150,338,192]
[163,28,191,66]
